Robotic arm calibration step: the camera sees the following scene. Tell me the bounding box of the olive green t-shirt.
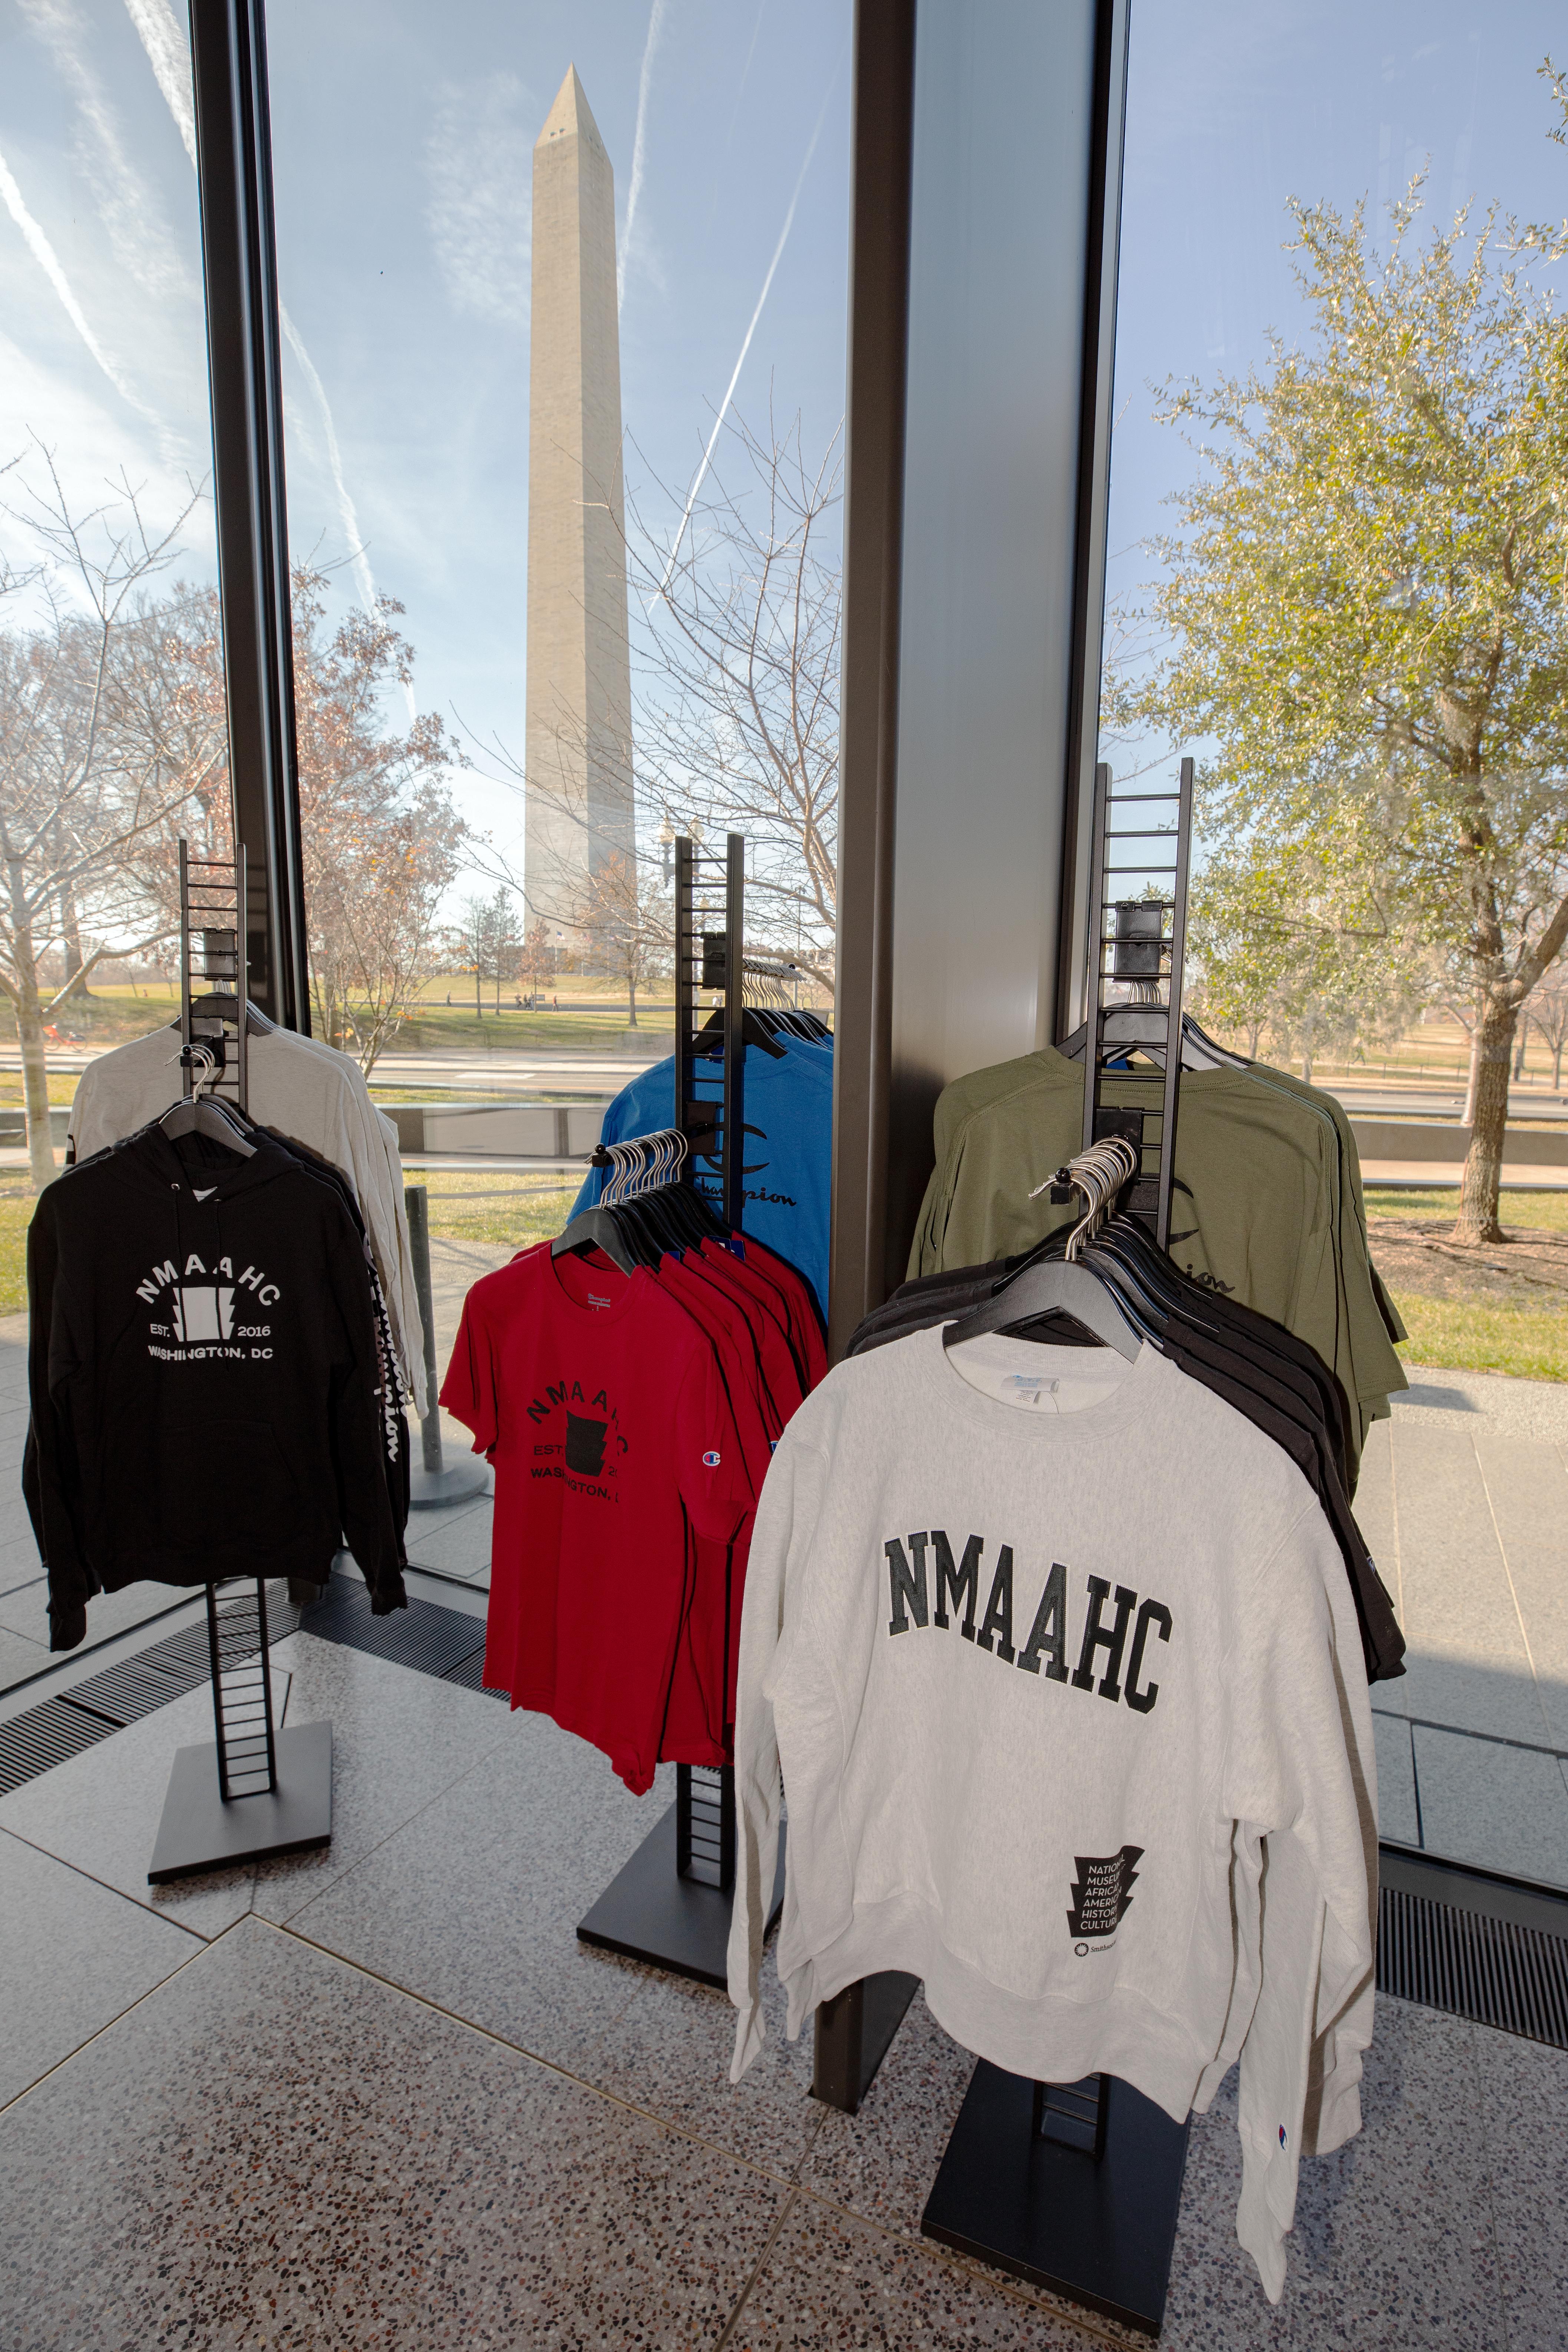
[908,1047,1407,1479]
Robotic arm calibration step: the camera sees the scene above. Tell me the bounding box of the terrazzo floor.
[1,1625,1564,2351]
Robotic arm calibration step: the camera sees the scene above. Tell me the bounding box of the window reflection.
[264,0,849,1405]
[1102,0,1568,1889]
[0,0,231,1205]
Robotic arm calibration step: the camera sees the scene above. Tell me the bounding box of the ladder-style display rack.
[147,841,334,1883]
[815,766,1199,2336]
[575,833,785,1987]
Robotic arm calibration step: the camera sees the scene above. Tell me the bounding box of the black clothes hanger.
[942,1255,1143,1359]
[158,1051,256,1156]
[550,1205,644,1275]
[696,1007,788,1058]
[943,1139,1143,1361]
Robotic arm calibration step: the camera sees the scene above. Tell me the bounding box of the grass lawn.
[0,1184,36,1315]
[1363,1186,1568,1383]
[411,1173,582,1249]
[1,1163,1555,1386]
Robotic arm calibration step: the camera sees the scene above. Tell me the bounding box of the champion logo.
[702,1450,722,1467]
[1278,2126,1287,2147]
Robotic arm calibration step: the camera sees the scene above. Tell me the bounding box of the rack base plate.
[577,1801,785,1988]
[148,1720,333,1884]
[921,2061,1189,2337]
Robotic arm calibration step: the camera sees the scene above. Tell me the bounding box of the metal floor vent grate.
[298,1581,499,1693]
[1378,1883,1568,2050]
[0,1583,300,1799]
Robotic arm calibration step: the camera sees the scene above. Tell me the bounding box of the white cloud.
[619,0,670,311]
[19,0,192,307]
[121,0,197,166]
[425,73,533,328]
[0,142,167,438]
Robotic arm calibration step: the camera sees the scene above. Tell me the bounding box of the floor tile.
[0,1623,50,1698]
[0,1915,786,2352]
[0,1575,191,1654]
[0,1829,198,2108]
[288,1703,675,2074]
[727,2192,1094,2349]
[1161,1997,1503,2349]
[1392,1426,1546,1745]
[0,1530,43,1599]
[590,1946,821,2179]
[0,1674,260,1939]
[1412,1725,1568,1884]
[245,1630,512,1922]
[1372,1709,1420,1844]
[1473,1431,1568,1750]
[803,1989,979,2242]
[1472,2016,1568,2352]
[405,1496,494,1582]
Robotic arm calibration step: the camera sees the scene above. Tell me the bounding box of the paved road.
[0,1043,659,1098]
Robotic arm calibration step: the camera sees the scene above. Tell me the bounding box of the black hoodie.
[24,1122,408,1649]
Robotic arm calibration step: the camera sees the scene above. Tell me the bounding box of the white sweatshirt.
[726,1329,1377,2302]
[69,1025,428,1416]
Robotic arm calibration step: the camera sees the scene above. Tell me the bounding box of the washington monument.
[525,66,635,937]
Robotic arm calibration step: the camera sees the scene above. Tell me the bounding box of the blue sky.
[0,0,853,889]
[1,1,1564,896]
[1105,0,1568,787]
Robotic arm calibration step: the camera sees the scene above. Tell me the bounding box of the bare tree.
[291,569,465,1070]
[583,850,671,1027]
[467,404,841,992]
[446,889,522,1021]
[0,454,221,1187]
[629,405,841,987]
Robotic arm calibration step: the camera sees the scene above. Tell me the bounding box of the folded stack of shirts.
[851,1214,1404,1684]
[907,1045,1407,1485]
[441,1229,825,1792]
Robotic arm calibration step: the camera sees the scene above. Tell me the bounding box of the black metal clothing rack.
[147,842,333,1883]
[815,766,1200,2335]
[1076,756,1194,1250]
[576,832,785,1988]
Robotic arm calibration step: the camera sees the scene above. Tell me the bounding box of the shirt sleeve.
[727,1436,828,2081]
[22,1187,95,1651]
[439,1285,499,1455]
[1223,1504,1377,2301]
[369,1106,430,1420]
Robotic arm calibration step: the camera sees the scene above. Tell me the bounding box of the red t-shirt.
[651,1256,782,1761]
[715,1238,828,1390]
[440,1245,751,1793]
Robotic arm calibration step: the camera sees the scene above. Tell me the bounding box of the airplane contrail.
[0,140,163,430]
[122,0,413,717]
[618,0,669,313]
[657,56,841,597]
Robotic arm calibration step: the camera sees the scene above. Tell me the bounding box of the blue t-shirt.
[570,1037,832,1319]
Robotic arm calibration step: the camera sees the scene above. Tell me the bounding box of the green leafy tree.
[1110,187,1568,1242]
[1188,836,1429,1078]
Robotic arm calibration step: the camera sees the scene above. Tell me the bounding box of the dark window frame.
[188,0,310,1033]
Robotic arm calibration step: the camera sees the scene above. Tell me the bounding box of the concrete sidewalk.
[1359,1364,1568,1883]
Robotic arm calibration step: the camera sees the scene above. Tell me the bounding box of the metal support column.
[188,0,310,1032]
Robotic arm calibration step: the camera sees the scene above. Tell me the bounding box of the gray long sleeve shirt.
[727,1328,1378,2302]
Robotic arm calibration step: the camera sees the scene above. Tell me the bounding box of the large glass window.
[1102,2,1568,1886]
[263,0,850,1321]
[0,0,232,1215]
